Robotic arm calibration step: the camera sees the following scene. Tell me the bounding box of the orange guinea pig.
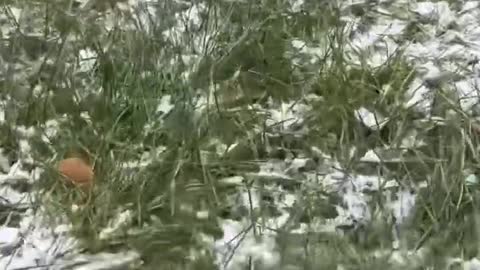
[57,157,94,191]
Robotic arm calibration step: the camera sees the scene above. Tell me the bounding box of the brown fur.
[58,157,94,191]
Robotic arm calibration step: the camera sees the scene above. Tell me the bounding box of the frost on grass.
[2,0,480,269]
[0,154,139,269]
[344,0,480,115]
[0,161,75,270]
[215,0,480,268]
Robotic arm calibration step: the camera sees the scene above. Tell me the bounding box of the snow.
[1,0,479,269]
[0,228,21,255]
[0,161,74,270]
[214,219,280,270]
[355,107,388,130]
[0,160,139,269]
[214,0,480,267]
[162,3,208,53]
[99,209,133,240]
[78,49,97,73]
[0,213,69,269]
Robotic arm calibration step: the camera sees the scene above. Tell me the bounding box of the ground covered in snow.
[2,0,480,269]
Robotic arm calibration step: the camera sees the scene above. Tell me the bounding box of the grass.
[1,0,480,269]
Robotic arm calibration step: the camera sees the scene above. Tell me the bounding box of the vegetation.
[1,0,479,269]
